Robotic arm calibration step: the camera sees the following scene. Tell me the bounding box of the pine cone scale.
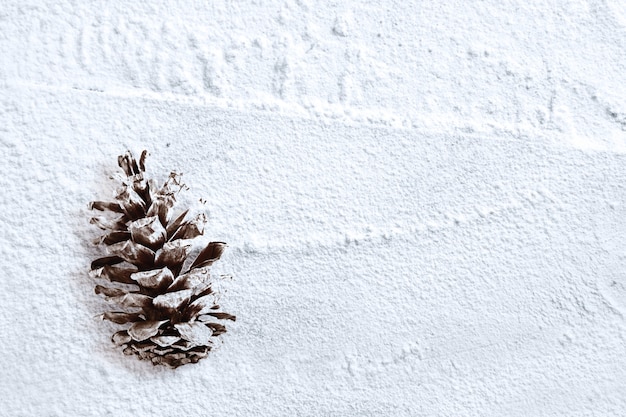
[130,267,174,289]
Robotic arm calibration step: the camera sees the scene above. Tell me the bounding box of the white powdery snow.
[1,1,626,416]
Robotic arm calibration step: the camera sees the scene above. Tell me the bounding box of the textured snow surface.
[1,1,626,416]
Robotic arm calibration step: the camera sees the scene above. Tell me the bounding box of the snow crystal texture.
[1,1,625,416]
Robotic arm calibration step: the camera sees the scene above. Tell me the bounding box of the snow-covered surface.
[1,1,626,416]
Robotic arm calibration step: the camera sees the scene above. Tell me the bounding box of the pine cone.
[89,150,235,368]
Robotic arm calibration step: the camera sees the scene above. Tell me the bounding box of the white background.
[1,1,626,416]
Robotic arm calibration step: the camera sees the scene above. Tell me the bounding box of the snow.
[1,1,626,416]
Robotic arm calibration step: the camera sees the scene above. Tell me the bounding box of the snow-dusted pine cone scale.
[89,151,235,368]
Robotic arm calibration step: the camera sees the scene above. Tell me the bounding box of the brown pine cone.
[89,150,235,368]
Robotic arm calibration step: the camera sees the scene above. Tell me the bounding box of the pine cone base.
[122,342,210,368]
